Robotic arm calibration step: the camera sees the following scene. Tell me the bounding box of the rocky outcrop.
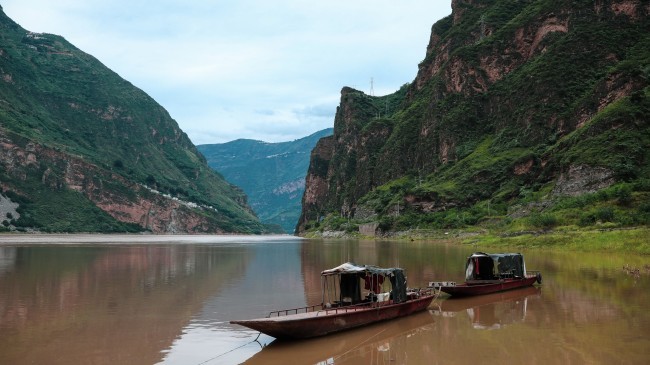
[0,131,224,233]
[273,178,305,197]
[296,136,335,232]
[0,194,19,224]
[415,1,571,97]
[552,165,616,197]
[602,0,650,20]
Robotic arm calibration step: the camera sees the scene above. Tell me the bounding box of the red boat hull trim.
[439,276,538,297]
[231,294,435,340]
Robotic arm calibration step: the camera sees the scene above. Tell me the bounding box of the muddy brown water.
[0,235,648,364]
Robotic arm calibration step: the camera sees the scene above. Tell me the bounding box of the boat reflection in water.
[431,286,541,330]
[242,310,437,365]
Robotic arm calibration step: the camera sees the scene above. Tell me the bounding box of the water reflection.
[432,286,541,330]
[0,246,16,274]
[0,241,261,365]
[1,236,649,365]
[158,240,304,364]
[242,310,437,365]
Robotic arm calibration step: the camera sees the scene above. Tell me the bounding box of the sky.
[2,1,451,145]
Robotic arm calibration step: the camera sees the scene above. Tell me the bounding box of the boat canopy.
[465,252,527,281]
[321,262,403,277]
[321,262,408,304]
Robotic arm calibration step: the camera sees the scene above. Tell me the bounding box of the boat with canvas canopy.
[230,262,437,339]
[429,252,542,297]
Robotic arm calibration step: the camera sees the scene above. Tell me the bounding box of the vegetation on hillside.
[0,8,265,233]
[299,0,650,242]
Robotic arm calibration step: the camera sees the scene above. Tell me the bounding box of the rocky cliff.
[297,0,649,235]
[0,7,265,233]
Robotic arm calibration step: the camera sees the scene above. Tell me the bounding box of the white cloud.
[2,0,451,144]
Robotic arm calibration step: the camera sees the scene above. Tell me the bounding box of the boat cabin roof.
[468,252,525,261]
[465,252,527,281]
[321,262,404,277]
[321,262,408,304]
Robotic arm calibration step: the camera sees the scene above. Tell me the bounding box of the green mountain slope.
[0,6,266,233]
[198,128,333,233]
[297,0,650,236]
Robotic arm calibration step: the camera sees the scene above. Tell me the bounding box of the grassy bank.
[302,183,650,254]
[463,227,650,254]
[303,226,650,255]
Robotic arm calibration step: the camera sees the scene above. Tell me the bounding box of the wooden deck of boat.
[253,304,385,322]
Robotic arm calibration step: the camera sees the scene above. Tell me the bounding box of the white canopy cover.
[321,262,403,277]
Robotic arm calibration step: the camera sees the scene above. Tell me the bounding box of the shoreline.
[0,233,302,245]
[301,226,650,254]
[2,227,648,254]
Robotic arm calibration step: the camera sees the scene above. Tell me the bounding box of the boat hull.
[440,276,538,297]
[230,294,435,339]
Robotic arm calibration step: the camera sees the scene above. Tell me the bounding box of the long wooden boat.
[231,262,437,339]
[430,252,542,297]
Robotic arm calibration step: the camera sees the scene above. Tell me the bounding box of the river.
[0,234,648,364]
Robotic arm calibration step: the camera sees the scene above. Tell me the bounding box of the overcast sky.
[2,1,451,145]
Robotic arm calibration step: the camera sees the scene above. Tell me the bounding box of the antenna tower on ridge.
[370,77,375,96]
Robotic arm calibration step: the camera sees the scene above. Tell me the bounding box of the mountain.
[297,0,650,236]
[0,6,267,234]
[198,128,333,233]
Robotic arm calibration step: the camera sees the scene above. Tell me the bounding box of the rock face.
[296,136,335,232]
[0,131,229,233]
[551,165,616,197]
[295,87,401,232]
[297,0,649,234]
[0,8,264,233]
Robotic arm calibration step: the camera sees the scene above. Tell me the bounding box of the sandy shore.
[0,233,301,244]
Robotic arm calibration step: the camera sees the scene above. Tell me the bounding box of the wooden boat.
[429,252,542,297]
[230,262,437,339]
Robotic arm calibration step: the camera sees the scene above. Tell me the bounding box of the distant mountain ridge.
[0,6,266,233]
[198,128,333,233]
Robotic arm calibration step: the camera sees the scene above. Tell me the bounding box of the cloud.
[2,0,452,144]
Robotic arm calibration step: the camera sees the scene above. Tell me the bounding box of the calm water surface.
[0,234,649,364]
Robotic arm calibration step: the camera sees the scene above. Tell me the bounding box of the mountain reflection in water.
[1,236,649,365]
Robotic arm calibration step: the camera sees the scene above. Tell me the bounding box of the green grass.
[466,227,650,254]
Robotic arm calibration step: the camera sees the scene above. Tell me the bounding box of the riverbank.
[464,227,650,254]
[303,226,650,254]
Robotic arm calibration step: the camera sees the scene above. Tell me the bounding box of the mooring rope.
[332,328,388,362]
[196,332,262,365]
